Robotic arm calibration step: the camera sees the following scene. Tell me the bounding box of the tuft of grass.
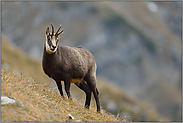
[1,69,126,122]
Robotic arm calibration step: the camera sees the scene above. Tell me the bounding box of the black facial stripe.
[47,36,52,46]
[47,39,52,46]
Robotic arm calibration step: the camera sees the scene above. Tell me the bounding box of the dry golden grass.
[1,69,126,122]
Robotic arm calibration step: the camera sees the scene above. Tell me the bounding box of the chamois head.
[45,24,64,54]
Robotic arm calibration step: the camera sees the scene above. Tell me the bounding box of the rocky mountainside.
[2,1,182,121]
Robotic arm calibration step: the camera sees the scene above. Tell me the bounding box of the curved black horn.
[51,23,54,35]
[56,24,62,36]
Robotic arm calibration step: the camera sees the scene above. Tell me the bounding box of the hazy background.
[1,1,182,121]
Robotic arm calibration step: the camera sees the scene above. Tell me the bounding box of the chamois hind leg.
[56,80,65,99]
[85,70,101,113]
[75,80,91,109]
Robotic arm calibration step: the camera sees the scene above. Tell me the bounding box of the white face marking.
[52,36,57,46]
[45,36,58,54]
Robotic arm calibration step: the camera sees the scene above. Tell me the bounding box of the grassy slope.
[1,69,124,122]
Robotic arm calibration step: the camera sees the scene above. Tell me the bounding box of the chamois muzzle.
[51,45,56,51]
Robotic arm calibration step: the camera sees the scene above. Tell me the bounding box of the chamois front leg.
[56,80,65,99]
[64,79,72,100]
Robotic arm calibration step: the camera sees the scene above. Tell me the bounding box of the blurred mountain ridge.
[2,1,182,121]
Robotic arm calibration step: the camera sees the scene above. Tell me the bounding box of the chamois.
[42,24,100,112]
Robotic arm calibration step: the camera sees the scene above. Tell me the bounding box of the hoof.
[61,96,65,100]
[85,105,89,109]
[69,97,72,101]
[97,109,101,113]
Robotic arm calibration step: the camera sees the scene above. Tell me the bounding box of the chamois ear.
[46,27,50,36]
